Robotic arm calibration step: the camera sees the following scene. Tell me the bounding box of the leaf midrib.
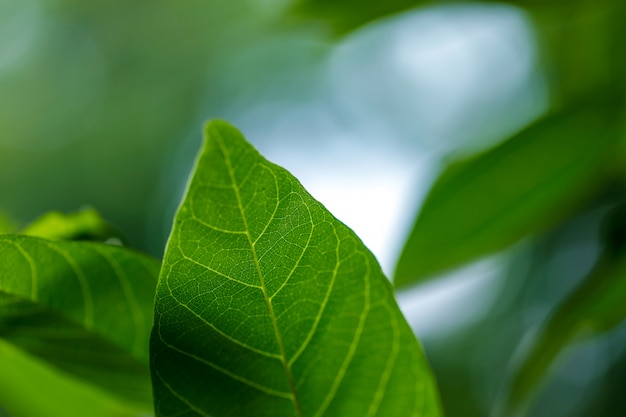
[215,132,304,417]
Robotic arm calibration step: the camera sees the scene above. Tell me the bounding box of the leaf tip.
[202,119,250,151]
[203,118,234,132]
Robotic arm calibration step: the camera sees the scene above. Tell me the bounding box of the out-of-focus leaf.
[394,103,620,287]
[502,234,626,416]
[0,235,159,408]
[532,0,626,105]
[150,120,441,417]
[21,207,124,243]
[0,338,145,417]
[0,294,152,407]
[288,0,571,36]
[291,0,429,35]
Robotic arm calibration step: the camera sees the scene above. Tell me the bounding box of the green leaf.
[21,207,124,243]
[394,104,619,287]
[291,0,426,35]
[0,235,159,409]
[151,120,441,417]
[289,0,576,37]
[502,246,626,416]
[0,294,152,407]
[0,338,146,417]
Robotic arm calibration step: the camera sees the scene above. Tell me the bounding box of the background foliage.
[2,0,626,416]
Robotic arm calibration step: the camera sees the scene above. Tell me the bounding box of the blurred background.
[1,0,625,416]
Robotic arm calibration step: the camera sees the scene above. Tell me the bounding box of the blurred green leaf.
[0,235,159,409]
[0,338,145,417]
[502,232,626,416]
[150,121,441,417]
[0,294,152,408]
[291,0,429,35]
[21,207,124,243]
[288,0,569,36]
[531,0,626,105]
[394,103,620,287]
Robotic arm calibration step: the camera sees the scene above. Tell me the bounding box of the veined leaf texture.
[0,236,159,415]
[150,120,441,417]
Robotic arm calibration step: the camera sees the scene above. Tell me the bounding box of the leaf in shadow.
[394,103,620,287]
[501,244,626,416]
[0,337,146,417]
[150,120,442,417]
[290,0,430,36]
[0,295,152,405]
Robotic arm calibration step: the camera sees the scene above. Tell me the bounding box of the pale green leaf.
[0,235,159,408]
[394,104,619,287]
[150,120,441,417]
[0,338,147,417]
[21,207,124,243]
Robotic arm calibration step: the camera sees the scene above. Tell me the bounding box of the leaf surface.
[394,104,619,286]
[0,235,159,408]
[0,338,145,417]
[150,120,441,417]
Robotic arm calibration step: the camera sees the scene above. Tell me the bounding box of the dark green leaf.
[394,104,619,287]
[151,120,441,417]
[291,0,429,35]
[288,0,565,36]
[502,247,626,415]
[0,235,159,409]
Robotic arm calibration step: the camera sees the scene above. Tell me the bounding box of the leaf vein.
[188,215,247,235]
[158,334,291,399]
[2,239,38,299]
[214,128,304,417]
[91,246,146,359]
[313,249,371,417]
[178,255,262,289]
[42,242,95,328]
[166,271,280,359]
[269,194,314,300]
[366,303,401,417]
[155,368,214,417]
[288,220,339,367]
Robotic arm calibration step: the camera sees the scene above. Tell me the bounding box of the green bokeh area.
[0,0,260,255]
